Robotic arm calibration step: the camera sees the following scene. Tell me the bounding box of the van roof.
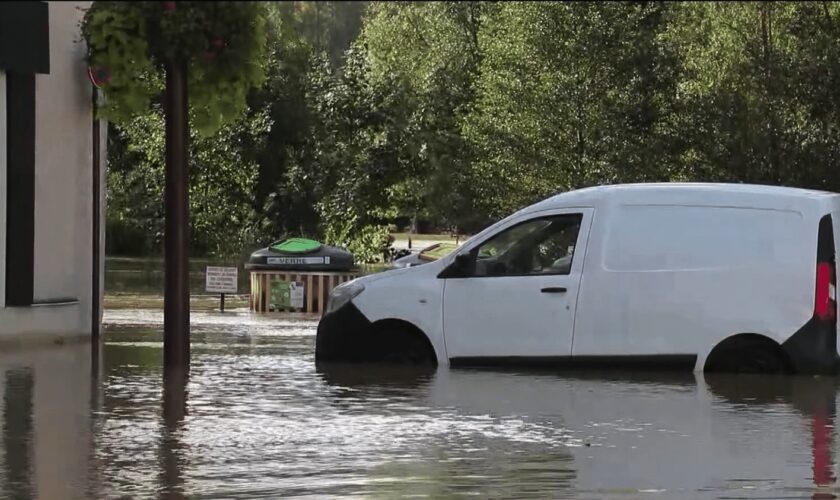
[528,182,839,212]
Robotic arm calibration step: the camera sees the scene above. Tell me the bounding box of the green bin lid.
[270,237,322,254]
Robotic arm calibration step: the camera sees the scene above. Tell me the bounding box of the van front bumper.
[315,302,375,363]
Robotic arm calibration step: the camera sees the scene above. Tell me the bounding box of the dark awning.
[0,1,50,74]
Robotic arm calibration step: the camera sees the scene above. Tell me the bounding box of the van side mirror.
[438,252,473,279]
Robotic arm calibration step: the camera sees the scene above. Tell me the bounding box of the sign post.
[205,266,237,312]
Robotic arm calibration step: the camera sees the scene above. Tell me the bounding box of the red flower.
[162,2,176,11]
[211,38,224,50]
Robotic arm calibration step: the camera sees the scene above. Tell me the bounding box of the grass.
[104,256,391,311]
[105,292,250,311]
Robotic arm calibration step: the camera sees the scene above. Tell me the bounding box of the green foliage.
[321,212,392,265]
[80,3,161,124]
[668,2,840,188]
[252,2,366,240]
[82,1,268,136]
[361,2,485,231]
[305,44,423,261]
[106,106,267,257]
[463,2,681,216]
[105,0,840,263]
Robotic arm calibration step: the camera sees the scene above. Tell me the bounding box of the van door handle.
[541,287,567,294]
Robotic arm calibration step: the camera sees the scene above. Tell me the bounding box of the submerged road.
[0,308,836,498]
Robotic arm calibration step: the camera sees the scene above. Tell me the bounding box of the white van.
[315,183,840,374]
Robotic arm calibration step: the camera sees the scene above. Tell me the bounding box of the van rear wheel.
[704,336,790,374]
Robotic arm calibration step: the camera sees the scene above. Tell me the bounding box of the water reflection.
[318,364,840,499]
[160,369,188,500]
[3,311,840,498]
[316,364,578,498]
[706,375,839,500]
[0,344,94,499]
[3,368,34,499]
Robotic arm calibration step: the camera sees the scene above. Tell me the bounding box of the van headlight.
[325,282,365,314]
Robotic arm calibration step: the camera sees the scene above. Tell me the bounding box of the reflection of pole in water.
[86,340,105,499]
[159,368,189,500]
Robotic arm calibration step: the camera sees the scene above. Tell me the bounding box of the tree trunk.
[760,3,781,182]
[164,59,190,372]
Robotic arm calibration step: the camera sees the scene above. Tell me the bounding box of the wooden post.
[306,274,313,312]
[220,293,225,312]
[318,274,325,314]
[163,59,190,372]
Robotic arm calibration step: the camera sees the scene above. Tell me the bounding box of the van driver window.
[473,214,583,277]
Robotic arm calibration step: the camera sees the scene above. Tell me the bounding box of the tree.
[97,0,840,270]
[361,1,486,232]
[669,2,840,189]
[82,2,267,135]
[463,2,681,218]
[106,108,267,258]
[253,2,366,241]
[83,1,268,369]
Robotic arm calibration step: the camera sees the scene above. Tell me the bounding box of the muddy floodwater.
[2,308,840,498]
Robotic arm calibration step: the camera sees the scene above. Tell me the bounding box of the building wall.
[34,1,93,304]
[0,1,100,340]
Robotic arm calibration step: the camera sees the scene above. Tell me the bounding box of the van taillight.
[815,262,837,321]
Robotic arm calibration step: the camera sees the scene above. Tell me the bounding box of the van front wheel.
[704,335,790,374]
[372,322,437,366]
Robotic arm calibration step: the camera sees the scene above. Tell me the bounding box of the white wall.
[33,1,93,305]
[0,1,96,339]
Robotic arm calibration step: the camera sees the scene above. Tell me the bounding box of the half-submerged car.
[389,242,459,269]
[316,183,840,374]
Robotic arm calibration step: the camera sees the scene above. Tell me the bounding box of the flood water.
[2,308,840,498]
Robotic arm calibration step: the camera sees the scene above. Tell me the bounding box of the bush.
[321,214,392,264]
[106,217,157,256]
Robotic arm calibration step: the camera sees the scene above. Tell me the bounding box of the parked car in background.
[389,242,460,269]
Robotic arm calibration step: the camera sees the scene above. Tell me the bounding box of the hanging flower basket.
[81,1,268,136]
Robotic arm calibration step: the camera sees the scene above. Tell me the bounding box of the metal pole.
[91,89,101,343]
[164,59,190,371]
[220,293,225,313]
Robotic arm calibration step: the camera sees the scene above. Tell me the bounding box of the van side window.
[472,214,583,277]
